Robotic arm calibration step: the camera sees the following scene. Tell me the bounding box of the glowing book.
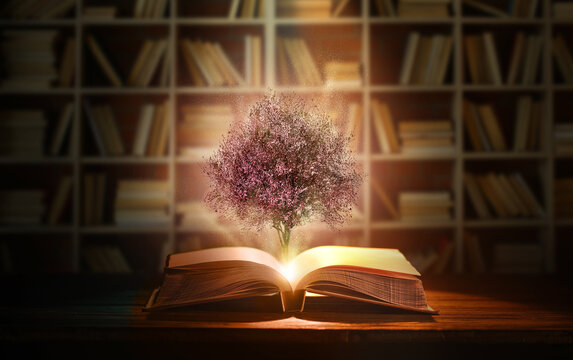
[144,246,437,314]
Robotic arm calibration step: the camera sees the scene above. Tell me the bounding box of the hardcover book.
[144,245,437,314]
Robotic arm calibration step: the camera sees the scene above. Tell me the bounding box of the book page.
[168,246,284,273]
[288,246,420,290]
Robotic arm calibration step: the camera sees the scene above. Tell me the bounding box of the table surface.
[2,274,573,359]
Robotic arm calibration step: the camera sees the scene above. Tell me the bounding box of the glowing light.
[280,260,297,283]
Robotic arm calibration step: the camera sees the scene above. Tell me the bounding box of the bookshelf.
[0,0,572,275]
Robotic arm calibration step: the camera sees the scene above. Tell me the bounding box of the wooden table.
[1,275,572,359]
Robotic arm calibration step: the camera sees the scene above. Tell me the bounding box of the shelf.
[461,17,545,25]
[0,157,74,165]
[371,221,457,230]
[464,219,548,228]
[275,18,363,25]
[369,17,455,24]
[0,226,74,234]
[371,153,456,161]
[176,18,265,25]
[80,226,170,234]
[369,85,456,92]
[0,88,75,95]
[81,19,170,25]
[463,152,548,160]
[0,19,75,26]
[462,85,546,92]
[81,88,170,95]
[81,157,170,165]
[176,86,266,94]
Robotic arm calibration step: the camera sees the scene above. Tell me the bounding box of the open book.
[144,246,437,314]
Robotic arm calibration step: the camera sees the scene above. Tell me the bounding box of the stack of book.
[0,0,75,19]
[178,104,233,160]
[512,96,543,151]
[1,30,59,89]
[398,191,453,222]
[371,100,399,154]
[82,245,133,274]
[176,201,228,232]
[397,0,450,18]
[0,110,46,157]
[276,0,332,18]
[84,101,124,157]
[399,32,453,85]
[134,0,169,18]
[462,99,507,152]
[552,34,573,84]
[398,120,454,155]
[553,1,573,19]
[114,179,170,226]
[127,38,168,87]
[132,100,170,157]
[0,190,45,225]
[228,0,266,18]
[463,171,544,219]
[277,36,322,86]
[554,123,573,155]
[179,38,248,87]
[492,242,542,273]
[554,177,573,218]
[324,61,361,87]
[83,173,107,226]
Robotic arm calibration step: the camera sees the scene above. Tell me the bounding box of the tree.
[203,92,363,261]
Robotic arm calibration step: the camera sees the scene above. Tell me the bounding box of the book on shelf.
[464,232,486,273]
[133,102,170,157]
[553,1,573,19]
[398,120,454,155]
[554,177,573,218]
[513,96,542,152]
[245,35,262,87]
[400,32,452,85]
[462,99,490,151]
[324,61,361,87]
[86,34,123,87]
[1,0,75,19]
[277,0,332,18]
[371,177,399,219]
[134,0,169,19]
[398,191,453,222]
[0,110,47,157]
[464,32,503,85]
[468,171,544,219]
[49,103,73,156]
[0,190,45,225]
[179,39,245,87]
[397,0,451,18]
[332,0,351,17]
[476,103,507,151]
[144,245,438,314]
[47,176,72,225]
[552,35,573,84]
[83,173,106,226]
[492,242,542,274]
[506,32,542,85]
[82,245,133,274]
[179,104,233,149]
[84,101,125,156]
[463,172,493,219]
[114,179,170,226]
[554,123,573,155]
[128,39,168,87]
[83,6,117,19]
[373,0,396,16]
[279,36,323,86]
[462,0,508,17]
[59,37,76,87]
[0,29,59,89]
[371,100,399,154]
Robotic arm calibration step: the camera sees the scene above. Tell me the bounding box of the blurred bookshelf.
[0,0,572,276]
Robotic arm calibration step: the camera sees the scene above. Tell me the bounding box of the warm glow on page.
[288,246,420,289]
[168,246,283,272]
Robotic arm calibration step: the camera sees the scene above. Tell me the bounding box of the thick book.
[144,246,438,314]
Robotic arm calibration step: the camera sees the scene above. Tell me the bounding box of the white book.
[133,104,155,156]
